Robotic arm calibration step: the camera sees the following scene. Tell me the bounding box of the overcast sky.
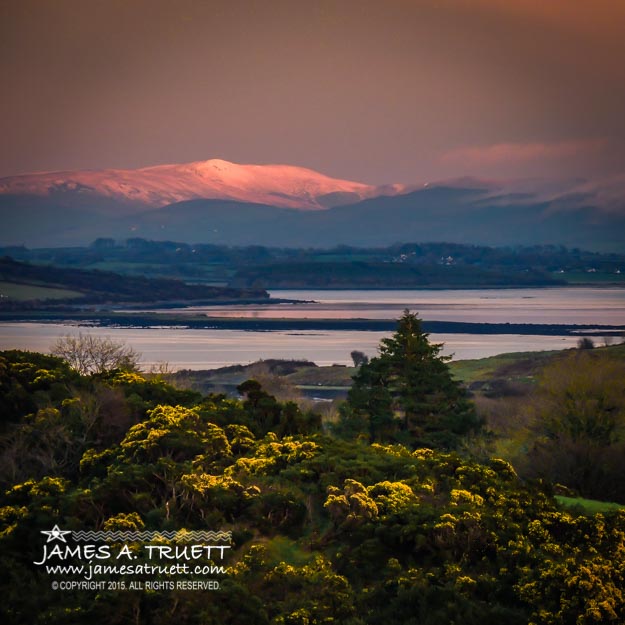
[2,0,624,184]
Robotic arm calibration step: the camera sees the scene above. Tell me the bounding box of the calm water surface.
[1,288,622,369]
[0,323,588,370]
[171,287,625,325]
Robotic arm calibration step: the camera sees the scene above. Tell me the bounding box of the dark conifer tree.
[340,310,482,448]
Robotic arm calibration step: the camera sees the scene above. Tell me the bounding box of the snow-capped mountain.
[0,158,404,211]
[1,158,623,250]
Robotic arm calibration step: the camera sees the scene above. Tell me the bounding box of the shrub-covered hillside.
[1,329,624,624]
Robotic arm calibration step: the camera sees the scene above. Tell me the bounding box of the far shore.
[1,311,623,337]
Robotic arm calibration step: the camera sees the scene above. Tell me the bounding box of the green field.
[286,365,357,386]
[0,281,84,301]
[449,349,560,385]
[556,495,625,514]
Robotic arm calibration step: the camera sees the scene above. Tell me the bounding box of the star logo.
[41,525,72,543]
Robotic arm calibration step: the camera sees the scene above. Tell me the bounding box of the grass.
[555,495,625,515]
[449,343,625,387]
[595,341,625,359]
[0,281,84,301]
[286,365,357,386]
[449,350,559,385]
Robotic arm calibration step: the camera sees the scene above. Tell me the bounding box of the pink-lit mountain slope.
[0,159,404,211]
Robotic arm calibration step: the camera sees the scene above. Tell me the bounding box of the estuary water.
[0,288,623,369]
[179,287,625,325]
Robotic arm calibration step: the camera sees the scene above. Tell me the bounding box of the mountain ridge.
[0,158,405,211]
[1,159,624,251]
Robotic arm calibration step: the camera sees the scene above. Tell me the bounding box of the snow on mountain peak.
[0,158,402,211]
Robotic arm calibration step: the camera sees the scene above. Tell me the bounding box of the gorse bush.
[1,338,624,624]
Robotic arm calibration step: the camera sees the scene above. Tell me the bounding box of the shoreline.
[1,312,623,337]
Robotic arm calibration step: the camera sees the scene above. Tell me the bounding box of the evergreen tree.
[339,310,482,448]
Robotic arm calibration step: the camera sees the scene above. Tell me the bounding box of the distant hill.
[168,342,625,400]
[0,257,268,306]
[3,240,623,290]
[0,158,401,211]
[229,260,565,288]
[1,186,624,251]
[1,159,624,251]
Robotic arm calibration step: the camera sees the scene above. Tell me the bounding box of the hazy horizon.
[2,0,625,189]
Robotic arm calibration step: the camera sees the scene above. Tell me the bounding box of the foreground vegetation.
[1,319,625,623]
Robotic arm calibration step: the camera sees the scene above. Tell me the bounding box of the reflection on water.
[2,288,623,370]
[134,287,625,325]
[0,323,603,371]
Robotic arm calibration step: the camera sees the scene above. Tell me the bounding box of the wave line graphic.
[72,530,232,542]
